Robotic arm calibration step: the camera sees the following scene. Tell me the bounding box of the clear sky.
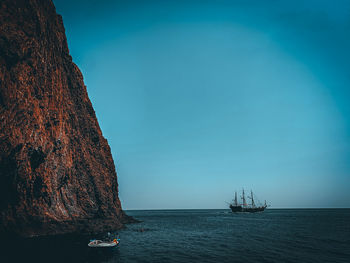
[53,0,350,209]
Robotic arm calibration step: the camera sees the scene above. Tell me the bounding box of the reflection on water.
[0,233,117,263]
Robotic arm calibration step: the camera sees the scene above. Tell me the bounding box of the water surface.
[1,209,349,262]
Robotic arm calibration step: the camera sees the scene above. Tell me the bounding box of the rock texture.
[0,0,131,236]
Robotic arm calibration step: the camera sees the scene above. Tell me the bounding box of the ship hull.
[241,206,266,213]
[229,205,243,212]
[230,205,266,213]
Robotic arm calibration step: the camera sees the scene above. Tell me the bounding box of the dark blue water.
[1,209,349,263]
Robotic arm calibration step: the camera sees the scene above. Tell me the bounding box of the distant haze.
[54,0,350,209]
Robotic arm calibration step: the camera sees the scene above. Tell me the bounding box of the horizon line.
[124,207,350,211]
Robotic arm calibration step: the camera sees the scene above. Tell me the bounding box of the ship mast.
[234,191,238,206]
[251,190,255,207]
[241,189,247,207]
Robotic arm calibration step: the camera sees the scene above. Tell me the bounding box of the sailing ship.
[229,189,267,213]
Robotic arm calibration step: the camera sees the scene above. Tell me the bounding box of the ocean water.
[1,209,349,263]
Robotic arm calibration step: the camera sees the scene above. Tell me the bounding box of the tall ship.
[229,189,267,213]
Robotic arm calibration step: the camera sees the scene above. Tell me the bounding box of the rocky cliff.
[0,0,131,236]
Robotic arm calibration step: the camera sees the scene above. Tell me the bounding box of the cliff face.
[0,0,129,236]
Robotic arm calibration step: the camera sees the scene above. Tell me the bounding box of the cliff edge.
[0,0,131,236]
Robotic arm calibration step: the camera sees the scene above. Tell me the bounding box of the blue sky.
[54,0,350,209]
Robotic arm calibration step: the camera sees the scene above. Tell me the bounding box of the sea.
[1,209,349,263]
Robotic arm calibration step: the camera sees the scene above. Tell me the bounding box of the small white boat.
[88,239,119,248]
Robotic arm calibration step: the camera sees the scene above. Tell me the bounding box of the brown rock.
[0,0,132,236]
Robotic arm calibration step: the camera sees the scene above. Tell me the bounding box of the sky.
[53,0,350,209]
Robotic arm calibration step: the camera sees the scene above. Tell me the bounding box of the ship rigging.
[229,189,267,213]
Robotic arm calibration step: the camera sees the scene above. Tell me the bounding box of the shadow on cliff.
[0,0,138,238]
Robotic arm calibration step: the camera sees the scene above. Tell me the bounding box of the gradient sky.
[53,0,350,209]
